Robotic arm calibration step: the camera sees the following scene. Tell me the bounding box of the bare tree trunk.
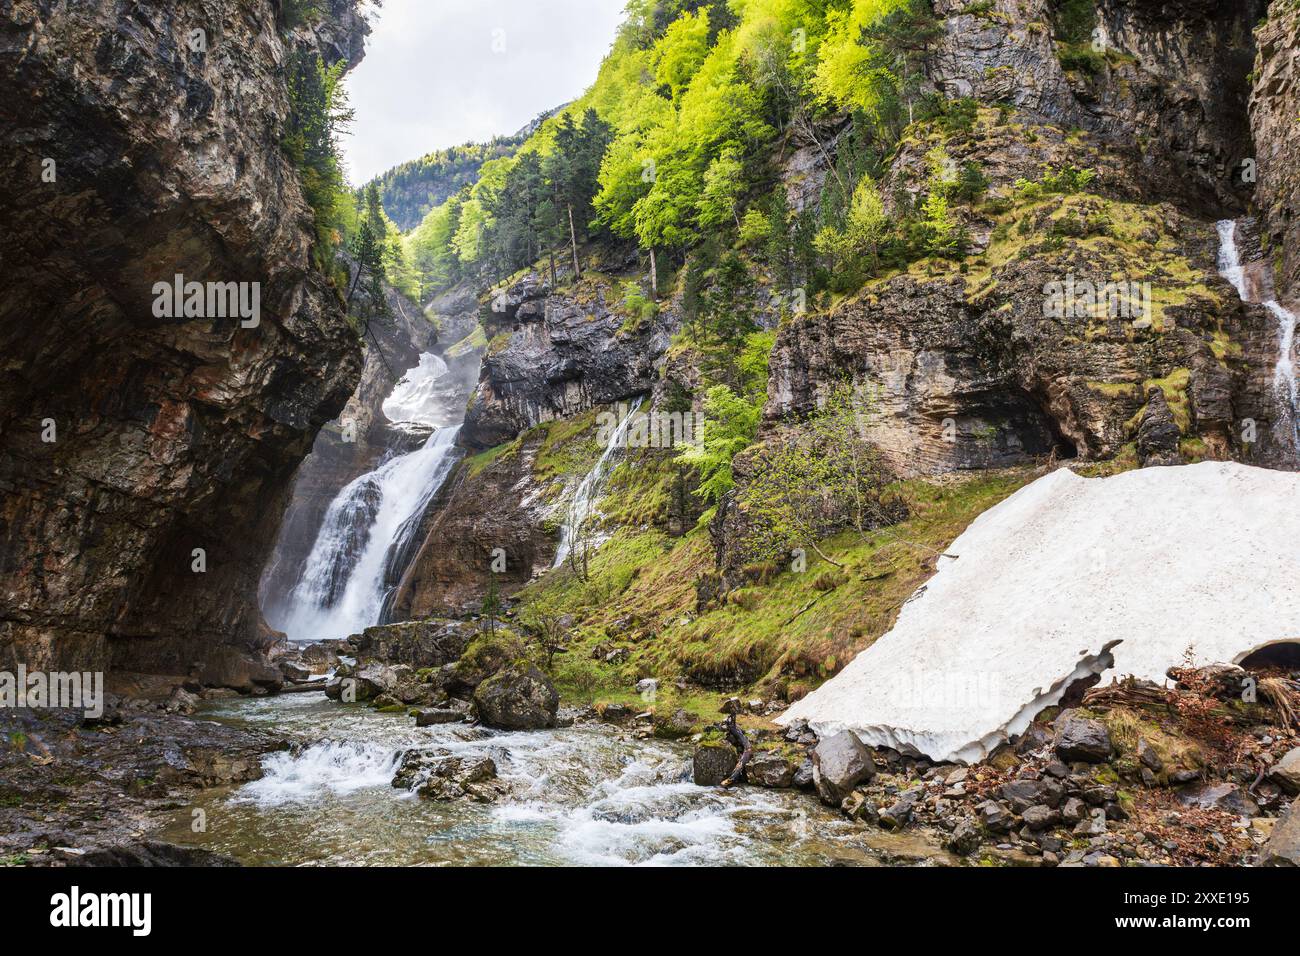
[649,247,658,299]
[568,204,581,278]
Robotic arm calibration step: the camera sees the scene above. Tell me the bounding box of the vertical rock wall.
[0,0,368,682]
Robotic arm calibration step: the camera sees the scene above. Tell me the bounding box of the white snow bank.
[778,462,1300,764]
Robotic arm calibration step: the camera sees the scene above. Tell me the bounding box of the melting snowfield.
[781,462,1300,764]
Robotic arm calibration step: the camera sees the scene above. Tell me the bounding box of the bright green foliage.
[403,195,463,297]
[652,8,712,98]
[702,251,758,342]
[405,112,611,284]
[738,384,896,565]
[814,177,889,272]
[738,329,776,396]
[699,145,746,230]
[917,146,966,257]
[347,183,392,329]
[920,191,960,256]
[621,281,658,325]
[367,136,524,231]
[738,207,772,246]
[283,50,353,264]
[1013,165,1098,201]
[675,384,763,506]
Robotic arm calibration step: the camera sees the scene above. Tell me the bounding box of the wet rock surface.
[0,702,286,865]
[391,749,509,803]
[472,662,559,730]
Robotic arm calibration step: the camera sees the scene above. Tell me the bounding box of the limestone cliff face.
[932,0,1264,214]
[460,271,672,451]
[389,437,559,619]
[0,0,369,682]
[765,0,1292,478]
[1250,2,1300,303]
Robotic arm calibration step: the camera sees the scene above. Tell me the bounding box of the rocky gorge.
[3,0,1300,871]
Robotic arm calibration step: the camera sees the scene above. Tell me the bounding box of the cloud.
[341,0,627,184]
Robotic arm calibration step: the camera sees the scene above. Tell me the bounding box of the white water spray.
[278,354,463,642]
[553,398,644,569]
[1216,219,1299,456]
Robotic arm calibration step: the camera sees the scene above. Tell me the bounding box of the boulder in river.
[472,662,559,730]
[352,663,407,701]
[355,619,476,670]
[652,707,698,740]
[693,740,739,786]
[746,751,797,788]
[391,749,507,802]
[414,708,466,727]
[811,730,875,805]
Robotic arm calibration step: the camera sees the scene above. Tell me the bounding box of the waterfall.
[1216,219,1300,457]
[553,398,644,569]
[382,352,460,427]
[277,354,464,642]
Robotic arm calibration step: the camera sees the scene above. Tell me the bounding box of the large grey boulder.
[811,730,876,805]
[472,662,559,730]
[1268,748,1300,796]
[747,751,796,788]
[354,619,475,670]
[1262,798,1300,866]
[1053,711,1113,763]
[352,663,406,702]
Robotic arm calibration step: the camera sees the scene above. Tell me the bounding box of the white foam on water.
[237,740,401,806]
[281,423,461,642]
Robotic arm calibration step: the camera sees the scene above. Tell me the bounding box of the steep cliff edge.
[0,0,369,684]
[1250,2,1300,303]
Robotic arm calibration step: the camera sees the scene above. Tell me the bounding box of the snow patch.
[779,462,1300,763]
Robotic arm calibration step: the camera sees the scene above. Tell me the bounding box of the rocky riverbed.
[151,693,949,867]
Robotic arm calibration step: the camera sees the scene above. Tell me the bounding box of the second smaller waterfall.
[1216,219,1300,457]
[553,398,644,569]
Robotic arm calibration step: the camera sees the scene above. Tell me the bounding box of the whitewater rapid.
[162,694,873,867]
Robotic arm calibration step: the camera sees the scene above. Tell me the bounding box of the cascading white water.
[1216,219,1300,456]
[278,354,463,642]
[553,398,644,569]
[382,352,460,428]
[283,425,461,642]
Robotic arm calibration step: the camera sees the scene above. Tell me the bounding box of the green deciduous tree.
[738,383,895,567]
[675,383,763,508]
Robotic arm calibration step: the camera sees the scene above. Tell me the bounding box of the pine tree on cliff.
[544,109,612,279]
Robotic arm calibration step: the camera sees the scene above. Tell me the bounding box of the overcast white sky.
[341,0,628,184]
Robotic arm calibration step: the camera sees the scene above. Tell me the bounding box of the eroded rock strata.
[0,1,369,683]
